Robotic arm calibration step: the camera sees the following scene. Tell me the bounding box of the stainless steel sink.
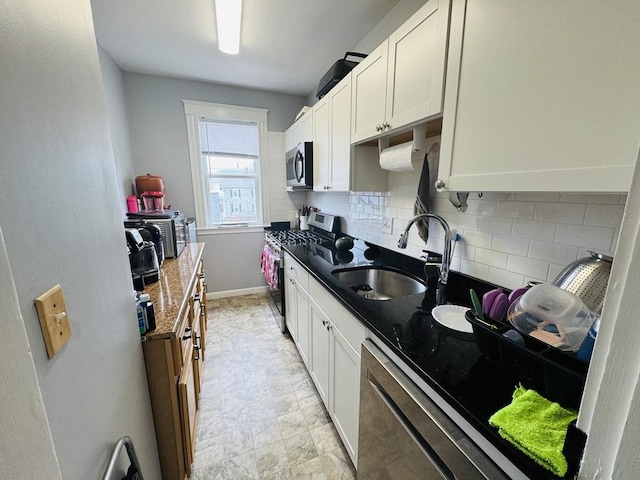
[332,266,426,300]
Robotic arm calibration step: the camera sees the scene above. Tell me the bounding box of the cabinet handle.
[322,320,327,326]
[199,273,205,279]
[194,293,201,302]
[434,179,446,191]
[182,326,192,340]
[376,123,383,132]
[203,283,208,293]
[194,345,200,361]
[382,121,390,130]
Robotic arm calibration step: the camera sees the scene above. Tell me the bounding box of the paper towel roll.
[379,141,418,172]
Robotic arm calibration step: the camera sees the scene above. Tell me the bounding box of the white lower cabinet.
[309,300,330,405]
[308,278,366,467]
[284,253,310,366]
[283,253,366,467]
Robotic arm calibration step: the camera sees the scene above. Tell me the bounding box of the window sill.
[196,225,267,236]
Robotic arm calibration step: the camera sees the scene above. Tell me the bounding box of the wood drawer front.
[178,344,198,478]
[175,308,193,372]
[309,280,366,352]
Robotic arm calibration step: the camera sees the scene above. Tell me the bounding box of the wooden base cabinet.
[142,248,207,480]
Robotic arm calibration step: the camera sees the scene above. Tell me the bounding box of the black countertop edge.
[283,239,572,480]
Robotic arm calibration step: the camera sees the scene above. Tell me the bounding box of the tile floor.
[189,293,356,480]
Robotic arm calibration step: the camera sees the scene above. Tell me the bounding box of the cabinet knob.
[434,179,446,191]
[382,121,390,130]
[376,124,383,132]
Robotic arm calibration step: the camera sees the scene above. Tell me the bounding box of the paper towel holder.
[378,124,428,157]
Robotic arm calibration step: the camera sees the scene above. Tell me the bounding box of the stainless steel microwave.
[286,142,313,190]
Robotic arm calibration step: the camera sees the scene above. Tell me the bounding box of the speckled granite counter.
[142,242,204,339]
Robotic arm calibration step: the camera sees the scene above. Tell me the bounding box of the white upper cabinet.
[351,0,451,144]
[313,73,387,192]
[284,110,313,152]
[437,0,640,193]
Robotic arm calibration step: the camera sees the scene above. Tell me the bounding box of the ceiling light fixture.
[215,0,242,55]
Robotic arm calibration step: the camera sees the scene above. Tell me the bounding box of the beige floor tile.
[191,294,354,480]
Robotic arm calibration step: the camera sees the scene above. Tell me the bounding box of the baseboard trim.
[206,286,268,300]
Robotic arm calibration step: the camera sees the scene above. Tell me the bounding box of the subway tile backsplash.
[304,156,626,290]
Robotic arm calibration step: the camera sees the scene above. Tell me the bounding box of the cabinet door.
[351,41,389,144]
[313,96,331,191]
[192,315,204,400]
[438,0,639,193]
[284,268,298,342]
[309,300,330,406]
[328,74,352,192]
[295,282,310,367]
[329,325,361,466]
[386,0,449,129]
[178,346,198,477]
[301,112,313,142]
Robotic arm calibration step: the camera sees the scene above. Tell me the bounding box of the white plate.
[431,305,473,333]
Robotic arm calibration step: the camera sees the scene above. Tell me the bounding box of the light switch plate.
[35,284,71,358]
[382,217,393,235]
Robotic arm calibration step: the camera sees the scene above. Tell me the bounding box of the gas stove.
[263,212,341,333]
[265,211,340,248]
[266,229,328,246]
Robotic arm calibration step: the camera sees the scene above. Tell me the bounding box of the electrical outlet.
[382,217,393,234]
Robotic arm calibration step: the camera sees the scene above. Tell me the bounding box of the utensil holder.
[299,215,309,230]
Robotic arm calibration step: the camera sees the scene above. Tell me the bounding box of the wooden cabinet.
[437,0,640,193]
[312,73,387,192]
[141,244,207,480]
[351,0,450,144]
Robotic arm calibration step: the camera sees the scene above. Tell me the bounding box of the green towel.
[489,386,577,477]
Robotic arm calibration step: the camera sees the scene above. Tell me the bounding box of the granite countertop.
[285,238,585,480]
[142,243,204,340]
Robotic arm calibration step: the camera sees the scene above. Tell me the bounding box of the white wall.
[122,73,307,293]
[97,45,137,217]
[0,2,161,478]
[0,228,61,479]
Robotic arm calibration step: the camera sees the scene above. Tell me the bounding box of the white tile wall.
[266,132,305,226]
[306,154,627,290]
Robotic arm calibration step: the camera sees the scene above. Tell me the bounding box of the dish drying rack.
[465,310,588,410]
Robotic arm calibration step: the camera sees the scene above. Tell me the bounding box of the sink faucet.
[398,213,452,305]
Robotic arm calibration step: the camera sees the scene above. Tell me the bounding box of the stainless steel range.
[262,212,340,332]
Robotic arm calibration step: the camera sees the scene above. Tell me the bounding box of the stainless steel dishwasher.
[357,340,509,479]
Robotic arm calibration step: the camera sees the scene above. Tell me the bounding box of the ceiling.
[90,0,402,97]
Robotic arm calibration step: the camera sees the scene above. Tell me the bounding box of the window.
[183,101,269,230]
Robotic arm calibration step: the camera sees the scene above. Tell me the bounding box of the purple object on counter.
[488,293,509,322]
[508,287,529,305]
[482,289,503,316]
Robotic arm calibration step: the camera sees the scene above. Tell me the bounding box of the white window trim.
[183,100,271,233]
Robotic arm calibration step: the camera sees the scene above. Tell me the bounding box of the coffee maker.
[125,228,160,287]
[124,220,164,266]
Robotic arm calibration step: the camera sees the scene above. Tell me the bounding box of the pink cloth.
[261,244,280,289]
